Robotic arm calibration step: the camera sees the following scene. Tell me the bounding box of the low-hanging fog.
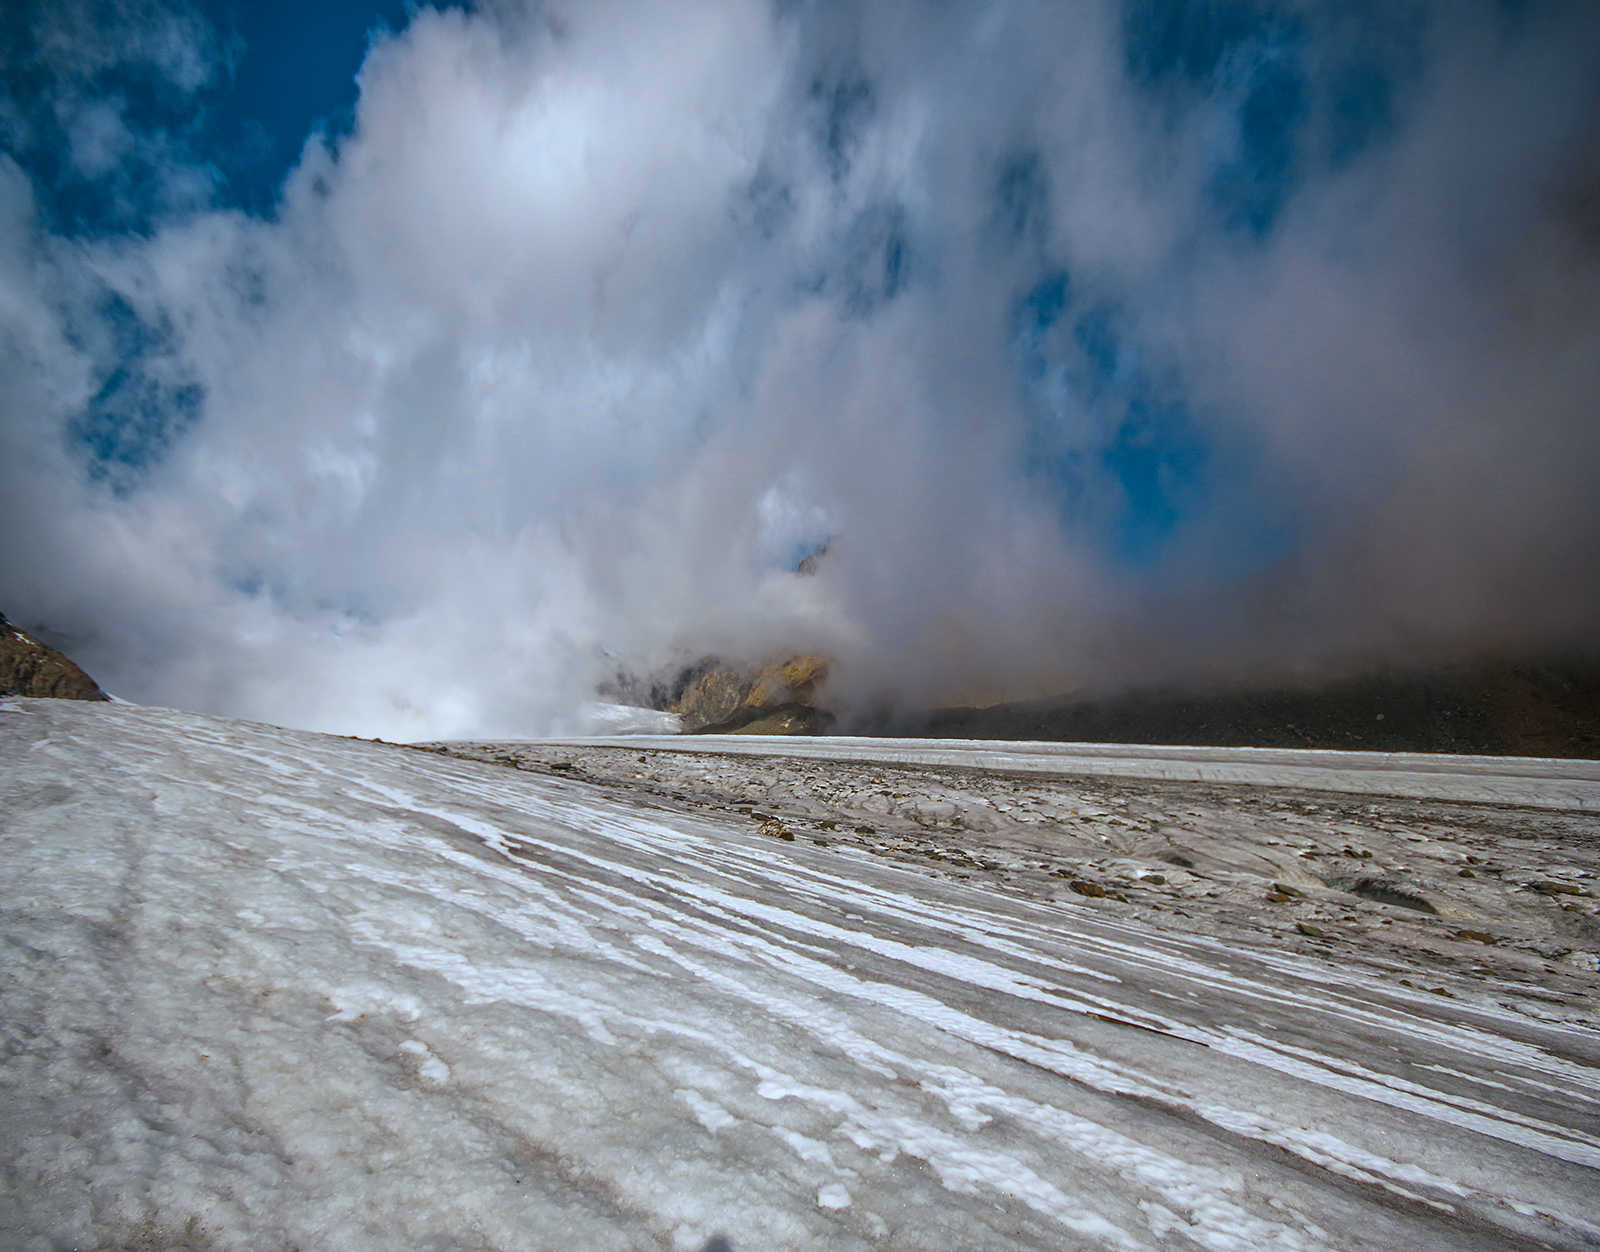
[2,0,1598,738]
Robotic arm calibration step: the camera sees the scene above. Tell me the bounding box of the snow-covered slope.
[2,700,1596,1251]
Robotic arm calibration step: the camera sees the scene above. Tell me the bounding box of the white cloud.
[2,0,1598,735]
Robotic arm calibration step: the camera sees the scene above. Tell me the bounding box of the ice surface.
[2,699,1597,1251]
[570,734,1600,810]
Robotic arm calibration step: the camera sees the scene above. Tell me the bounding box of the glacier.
[1,698,1597,1251]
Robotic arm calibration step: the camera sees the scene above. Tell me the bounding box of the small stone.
[1454,930,1496,945]
[1457,868,1476,878]
[1271,882,1305,898]
[1295,923,1327,938]
[1349,878,1437,913]
[1530,881,1582,896]
[1068,880,1106,898]
[1142,874,1166,885]
[759,819,794,841]
[1266,892,1294,904]
[854,825,874,835]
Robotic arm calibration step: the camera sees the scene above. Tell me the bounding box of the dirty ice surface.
[2,700,1598,1251]
[580,734,1600,810]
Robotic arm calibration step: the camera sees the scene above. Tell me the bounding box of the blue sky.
[209,0,432,210]
[0,0,424,227]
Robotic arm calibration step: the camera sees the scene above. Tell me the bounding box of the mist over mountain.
[1,0,1597,738]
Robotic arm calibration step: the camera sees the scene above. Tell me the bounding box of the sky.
[1,0,1598,738]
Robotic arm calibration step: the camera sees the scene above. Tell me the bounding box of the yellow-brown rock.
[675,654,831,734]
[0,613,108,701]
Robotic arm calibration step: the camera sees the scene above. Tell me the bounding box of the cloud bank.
[2,0,1598,737]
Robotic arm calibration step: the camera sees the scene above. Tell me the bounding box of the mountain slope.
[889,662,1600,759]
[0,612,107,700]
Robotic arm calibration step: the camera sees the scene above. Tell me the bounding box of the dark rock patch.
[882,658,1600,758]
[1344,877,1438,914]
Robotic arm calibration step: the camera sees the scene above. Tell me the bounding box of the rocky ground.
[415,739,1600,1030]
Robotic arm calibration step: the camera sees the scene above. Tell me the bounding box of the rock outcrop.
[0,613,109,701]
[672,654,832,735]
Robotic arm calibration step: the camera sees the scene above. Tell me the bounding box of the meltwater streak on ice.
[2,700,1598,1251]
[312,820,1379,1251]
[257,740,1600,1179]
[467,786,1600,1176]
[423,759,1600,1103]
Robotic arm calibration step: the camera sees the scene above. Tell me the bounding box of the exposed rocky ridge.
[0,612,108,701]
[673,654,832,734]
[882,660,1600,759]
[607,653,833,734]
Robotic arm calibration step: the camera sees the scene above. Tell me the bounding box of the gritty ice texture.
[1,699,1598,1251]
[574,734,1600,811]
